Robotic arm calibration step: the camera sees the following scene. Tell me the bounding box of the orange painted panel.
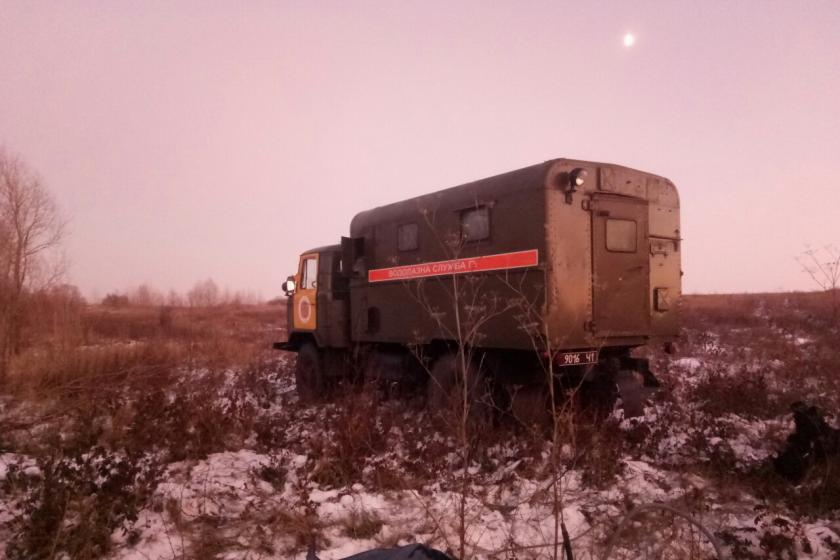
[293,253,318,330]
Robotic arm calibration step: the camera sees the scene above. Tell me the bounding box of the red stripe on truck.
[367,249,539,283]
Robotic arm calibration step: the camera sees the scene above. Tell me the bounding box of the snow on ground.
[672,357,703,373]
[109,447,710,559]
[0,453,39,558]
[102,437,840,560]
[101,377,839,560]
[2,305,840,559]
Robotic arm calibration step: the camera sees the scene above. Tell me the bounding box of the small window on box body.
[461,207,490,241]
[397,223,418,251]
[605,219,637,253]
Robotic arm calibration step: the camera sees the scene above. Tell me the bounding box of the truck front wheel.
[295,342,326,402]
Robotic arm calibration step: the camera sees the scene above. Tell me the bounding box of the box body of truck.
[277,158,681,406]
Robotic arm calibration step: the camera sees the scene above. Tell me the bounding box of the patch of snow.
[673,357,703,372]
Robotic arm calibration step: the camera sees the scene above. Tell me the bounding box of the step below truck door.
[591,194,650,337]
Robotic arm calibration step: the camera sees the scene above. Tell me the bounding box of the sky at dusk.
[1,1,839,298]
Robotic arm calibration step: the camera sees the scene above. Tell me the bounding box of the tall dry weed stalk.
[797,245,840,324]
[400,208,524,558]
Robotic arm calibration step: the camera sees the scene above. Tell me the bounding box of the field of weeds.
[1,293,839,560]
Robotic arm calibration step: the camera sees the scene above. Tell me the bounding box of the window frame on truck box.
[397,222,419,252]
[605,218,638,253]
[460,206,491,242]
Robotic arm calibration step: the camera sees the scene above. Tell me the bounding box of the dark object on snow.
[307,544,452,560]
[774,401,840,482]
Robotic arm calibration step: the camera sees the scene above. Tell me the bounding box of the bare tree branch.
[0,147,65,378]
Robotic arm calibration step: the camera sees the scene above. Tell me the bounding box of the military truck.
[275,158,681,413]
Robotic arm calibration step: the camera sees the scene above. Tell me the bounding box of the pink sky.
[1,2,838,298]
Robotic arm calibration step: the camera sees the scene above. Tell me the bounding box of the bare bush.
[691,367,778,419]
[341,509,384,540]
[3,449,161,560]
[187,278,220,307]
[308,385,390,488]
[128,284,164,307]
[102,293,130,307]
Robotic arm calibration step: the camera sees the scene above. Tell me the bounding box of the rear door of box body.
[590,194,650,337]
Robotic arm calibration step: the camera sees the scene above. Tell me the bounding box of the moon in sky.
[623,33,636,48]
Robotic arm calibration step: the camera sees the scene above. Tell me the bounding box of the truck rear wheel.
[295,342,326,402]
[427,352,493,423]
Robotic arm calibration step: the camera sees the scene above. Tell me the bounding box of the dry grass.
[308,385,394,488]
[341,509,384,539]
[2,291,840,558]
[5,303,283,393]
[669,291,840,515]
[0,302,289,559]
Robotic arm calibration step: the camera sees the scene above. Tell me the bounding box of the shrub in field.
[4,449,161,560]
[309,387,390,487]
[717,510,840,560]
[256,455,288,491]
[691,367,778,419]
[575,415,626,488]
[341,509,384,539]
[805,456,840,514]
[123,374,258,462]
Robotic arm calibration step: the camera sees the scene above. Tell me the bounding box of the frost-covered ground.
[1,294,839,559]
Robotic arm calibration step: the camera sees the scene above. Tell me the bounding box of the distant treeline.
[101,279,276,308]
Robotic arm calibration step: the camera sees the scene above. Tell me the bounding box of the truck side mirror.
[282,278,296,296]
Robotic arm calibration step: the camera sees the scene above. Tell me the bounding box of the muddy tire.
[427,352,493,423]
[295,342,326,402]
[578,373,619,418]
[508,384,551,427]
[615,370,655,418]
